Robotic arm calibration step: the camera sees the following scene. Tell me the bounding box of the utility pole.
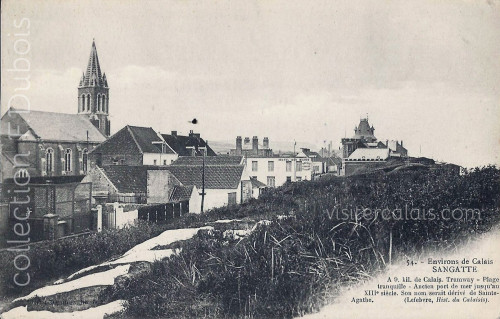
[201,140,206,213]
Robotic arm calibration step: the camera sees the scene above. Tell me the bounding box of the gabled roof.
[347,148,390,161]
[1,108,106,143]
[169,185,195,202]
[91,125,175,155]
[128,126,175,154]
[171,156,243,166]
[161,133,216,156]
[327,156,342,166]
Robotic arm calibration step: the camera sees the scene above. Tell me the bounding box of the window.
[153,159,157,165]
[64,148,72,172]
[163,160,167,165]
[82,149,88,173]
[120,159,125,165]
[97,94,101,111]
[286,161,292,172]
[103,95,107,112]
[81,94,86,111]
[252,161,258,172]
[296,161,302,171]
[228,192,237,206]
[267,176,275,187]
[286,176,292,183]
[45,148,54,174]
[268,161,274,172]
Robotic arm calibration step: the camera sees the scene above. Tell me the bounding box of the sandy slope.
[300,230,500,319]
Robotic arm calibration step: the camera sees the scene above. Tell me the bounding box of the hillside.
[1,166,498,319]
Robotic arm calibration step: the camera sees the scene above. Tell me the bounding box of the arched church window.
[81,94,86,111]
[82,149,88,173]
[64,148,72,173]
[87,94,91,111]
[102,95,107,112]
[46,148,54,174]
[97,94,101,111]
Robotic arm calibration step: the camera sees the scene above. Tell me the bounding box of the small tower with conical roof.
[78,40,110,136]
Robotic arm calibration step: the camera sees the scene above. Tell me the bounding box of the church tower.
[78,40,110,136]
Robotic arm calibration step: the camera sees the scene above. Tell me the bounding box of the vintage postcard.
[1,1,499,318]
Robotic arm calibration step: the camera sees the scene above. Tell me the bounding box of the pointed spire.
[81,39,104,87]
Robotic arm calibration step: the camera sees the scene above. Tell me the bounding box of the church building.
[1,41,110,180]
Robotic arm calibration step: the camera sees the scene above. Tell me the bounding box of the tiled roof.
[101,166,150,193]
[91,125,175,155]
[347,148,389,161]
[327,156,342,166]
[101,164,244,193]
[128,126,175,154]
[165,165,244,189]
[161,133,216,156]
[171,156,243,166]
[169,185,195,202]
[2,108,106,143]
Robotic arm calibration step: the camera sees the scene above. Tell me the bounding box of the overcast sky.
[1,0,499,167]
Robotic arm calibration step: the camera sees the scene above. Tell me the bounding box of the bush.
[0,221,171,297]
[108,166,500,318]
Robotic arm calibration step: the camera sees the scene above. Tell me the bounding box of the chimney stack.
[171,130,177,136]
[263,137,269,149]
[252,136,258,152]
[236,136,242,154]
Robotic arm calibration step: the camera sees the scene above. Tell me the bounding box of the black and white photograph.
[1,1,499,318]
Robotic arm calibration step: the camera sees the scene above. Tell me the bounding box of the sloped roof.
[348,148,389,161]
[250,177,266,188]
[128,126,175,154]
[327,156,342,166]
[165,165,244,189]
[91,125,175,155]
[171,156,243,166]
[101,164,244,192]
[101,166,150,193]
[1,108,106,143]
[169,185,195,202]
[161,133,216,156]
[354,118,376,141]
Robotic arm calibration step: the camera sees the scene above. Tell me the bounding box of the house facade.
[84,164,252,212]
[89,125,178,167]
[245,155,312,187]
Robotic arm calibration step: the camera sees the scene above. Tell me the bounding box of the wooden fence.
[138,200,189,223]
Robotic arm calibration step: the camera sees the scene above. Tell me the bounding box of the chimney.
[252,136,258,152]
[263,137,269,149]
[236,136,242,153]
[171,130,177,136]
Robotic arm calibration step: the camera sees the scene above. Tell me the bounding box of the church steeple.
[78,40,110,137]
